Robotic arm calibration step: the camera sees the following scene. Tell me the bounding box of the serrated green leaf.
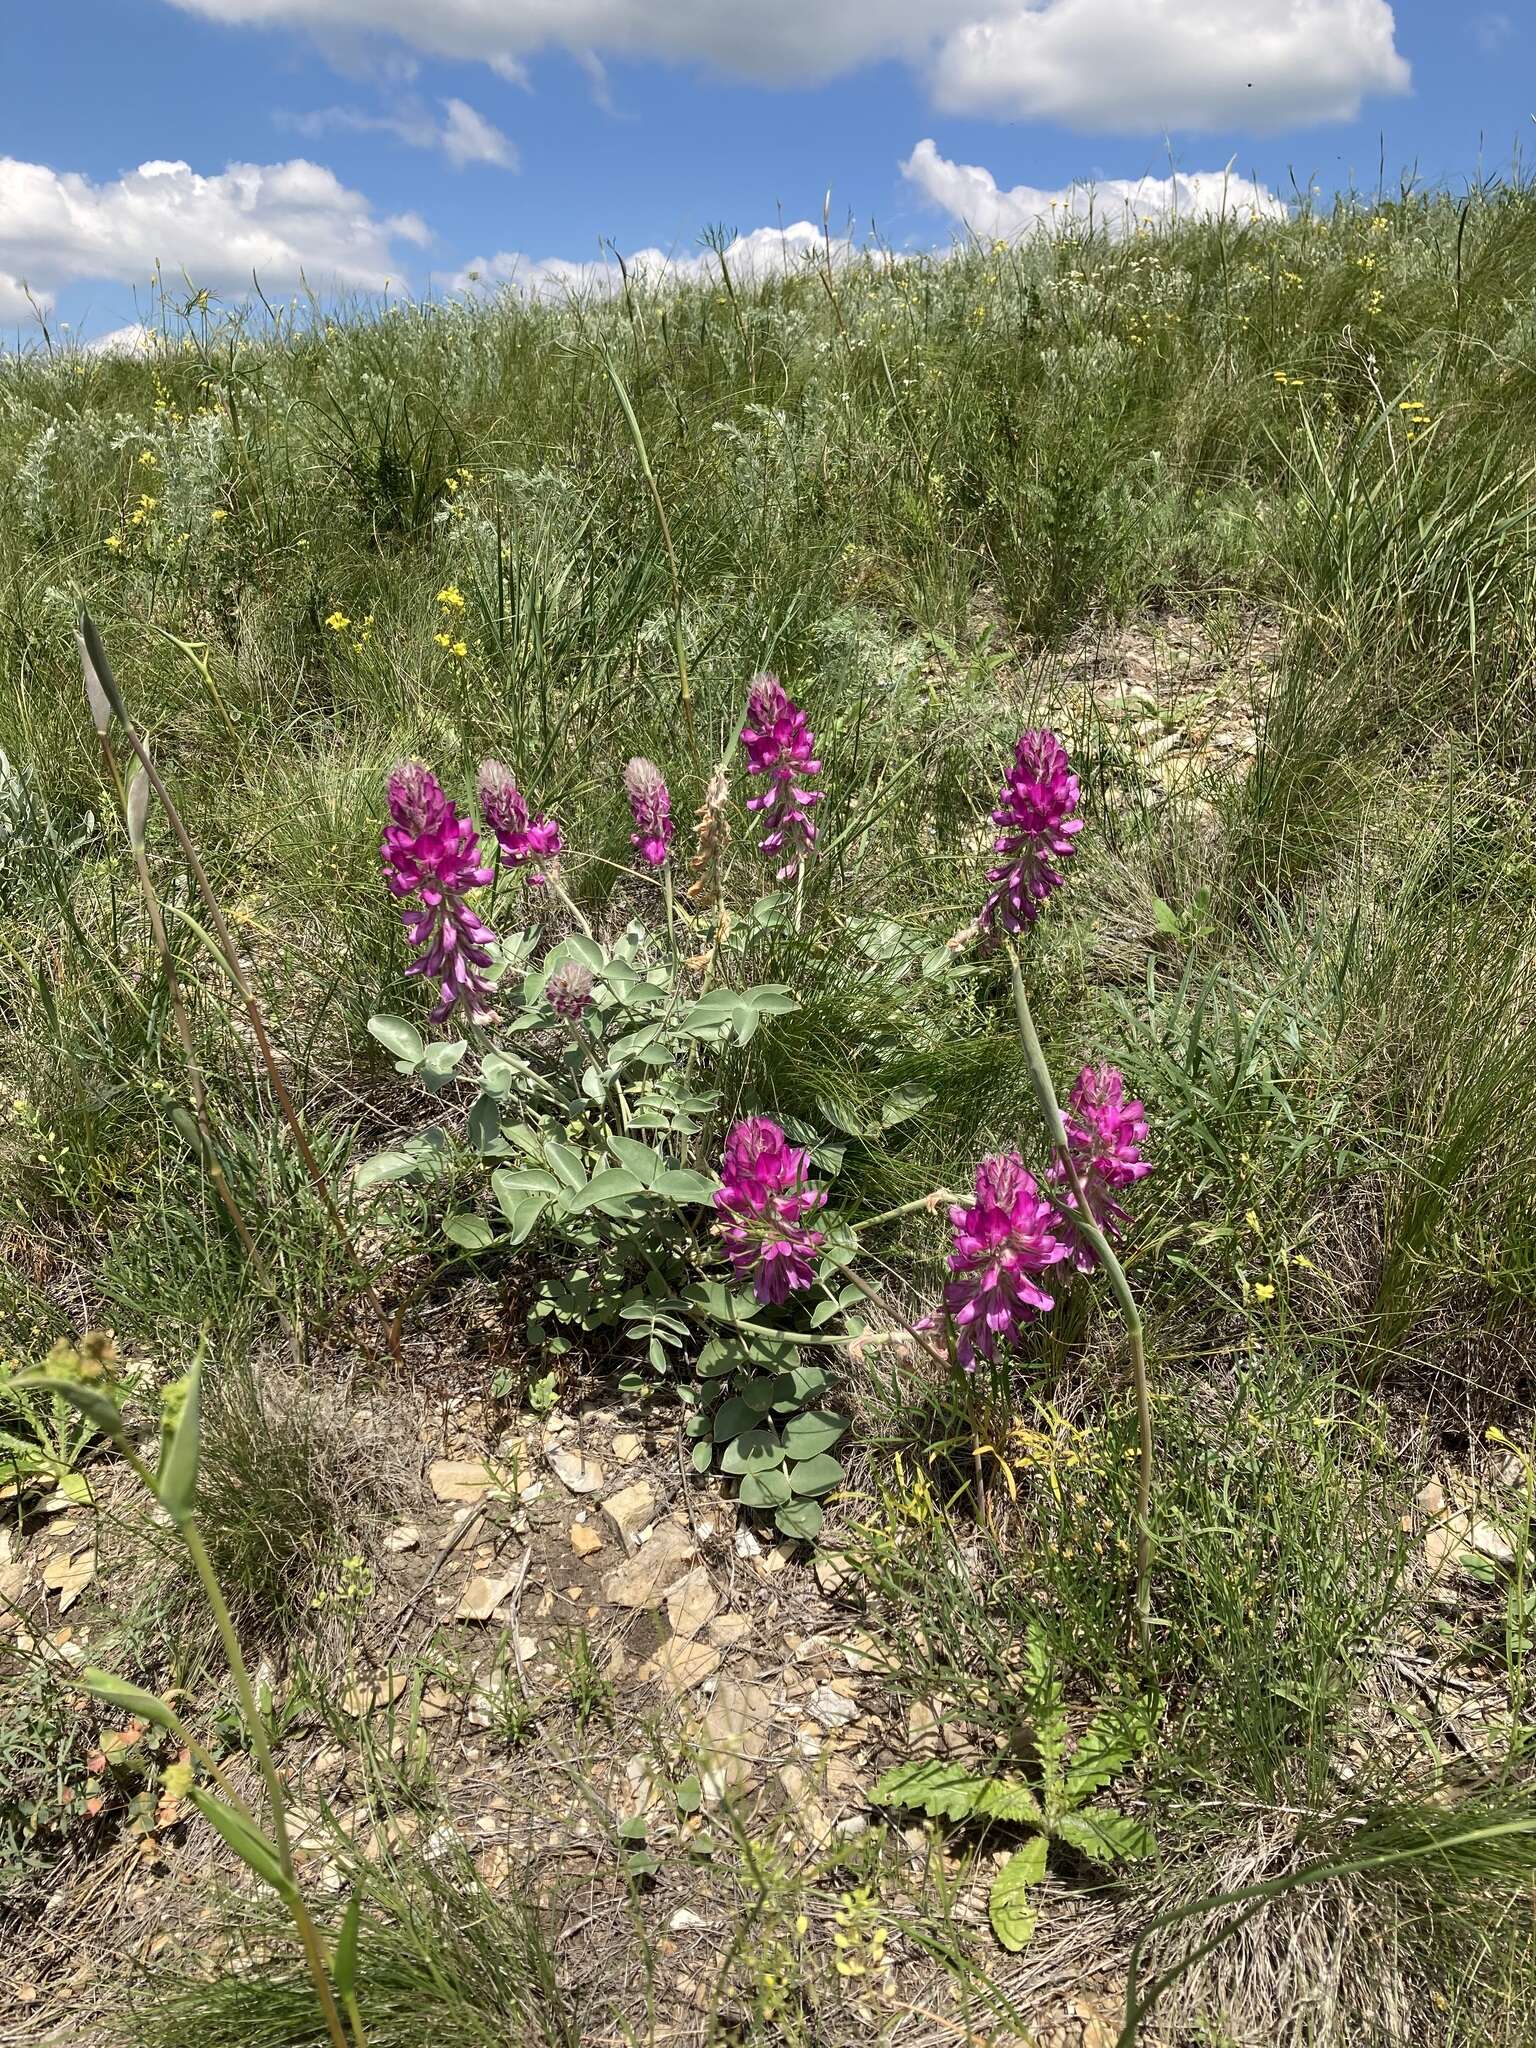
[973,1778,1046,1826]
[368,1014,425,1066]
[737,1467,792,1509]
[1051,1809,1154,1866]
[443,1212,497,1252]
[989,1836,1048,1952]
[1063,1704,1153,1803]
[872,1759,987,1822]
[774,1499,824,1541]
[781,1409,846,1457]
[787,1453,843,1497]
[720,1428,785,1477]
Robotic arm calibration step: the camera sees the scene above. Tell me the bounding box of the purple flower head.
[713,1115,827,1306]
[477,759,563,884]
[546,959,595,1022]
[979,729,1083,938]
[624,757,673,868]
[739,673,823,882]
[1048,1064,1150,1272]
[381,759,497,1025]
[943,1150,1069,1372]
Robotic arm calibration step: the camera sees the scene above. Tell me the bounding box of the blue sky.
[0,1,1530,343]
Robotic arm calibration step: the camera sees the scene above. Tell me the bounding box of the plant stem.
[850,1189,958,1235]
[1004,941,1154,1651]
[546,872,595,941]
[181,1518,352,2048]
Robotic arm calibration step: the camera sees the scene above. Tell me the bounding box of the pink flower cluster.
[943,1064,1149,1369]
[713,1116,826,1306]
[478,760,562,884]
[625,757,673,869]
[1049,1065,1151,1272]
[546,959,595,1022]
[740,674,822,881]
[980,729,1082,937]
[381,760,497,1025]
[943,1152,1069,1371]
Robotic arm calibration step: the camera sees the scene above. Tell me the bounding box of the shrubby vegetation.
[3,181,1536,2043]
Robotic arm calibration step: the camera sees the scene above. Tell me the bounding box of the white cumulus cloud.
[285,95,517,169]
[901,138,1285,240]
[930,0,1409,131]
[0,155,428,310]
[447,221,849,300]
[0,270,37,323]
[162,0,1409,130]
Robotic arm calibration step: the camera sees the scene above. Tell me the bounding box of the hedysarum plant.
[740,673,822,886]
[382,760,498,1025]
[943,1152,1070,1372]
[980,729,1082,938]
[968,725,1155,1646]
[477,759,562,883]
[713,1116,828,1306]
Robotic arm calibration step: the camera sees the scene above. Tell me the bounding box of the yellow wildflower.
[210,507,228,523]
[325,611,351,632]
[1253,1282,1276,1304]
[436,584,465,609]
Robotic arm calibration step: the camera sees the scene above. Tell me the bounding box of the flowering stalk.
[740,674,822,897]
[478,758,594,940]
[625,756,676,949]
[1005,939,1153,1648]
[383,762,498,1026]
[713,1116,826,1306]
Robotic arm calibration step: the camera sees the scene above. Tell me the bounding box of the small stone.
[455,1574,515,1622]
[611,1432,644,1465]
[807,1684,860,1730]
[813,1550,854,1596]
[600,1523,697,1610]
[569,1524,605,1559]
[342,1672,409,1717]
[734,1528,762,1560]
[665,1567,719,1641]
[382,1524,420,1553]
[429,1460,494,1504]
[668,1907,711,1932]
[548,1447,605,1496]
[1415,1480,1447,1518]
[602,1480,657,1550]
[641,1637,721,1693]
[706,1613,753,1649]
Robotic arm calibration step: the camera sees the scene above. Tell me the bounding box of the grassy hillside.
[3,187,1536,2045]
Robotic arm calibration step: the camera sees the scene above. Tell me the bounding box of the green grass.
[3,181,1536,2044]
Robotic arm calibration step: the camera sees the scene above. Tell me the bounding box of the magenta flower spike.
[382,759,497,1025]
[739,674,822,881]
[713,1115,827,1306]
[979,729,1082,937]
[477,759,563,885]
[624,757,673,868]
[546,959,595,1021]
[943,1151,1070,1372]
[1048,1065,1150,1271]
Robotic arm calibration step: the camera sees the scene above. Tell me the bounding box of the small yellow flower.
[105,533,123,551]
[138,449,158,467]
[433,630,452,649]
[1244,1208,1261,1233]
[210,507,228,523]
[1253,1282,1276,1304]
[451,640,468,658]
[436,584,465,609]
[325,611,351,632]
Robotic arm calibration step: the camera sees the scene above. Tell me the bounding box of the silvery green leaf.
[737,1467,792,1509]
[652,1168,718,1204]
[368,1015,425,1068]
[542,1140,587,1190]
[787,1453,843,1497]
[781,1410,846,1457]
[353,1148,421,1189]
[419,1040,467,1078]
[608,1135,664,1184]
[443,1213,497,1251]
[562,1167,643,1215]
[720,1427,784,1477]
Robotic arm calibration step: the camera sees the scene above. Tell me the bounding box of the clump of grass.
[188,1360,394,1643]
